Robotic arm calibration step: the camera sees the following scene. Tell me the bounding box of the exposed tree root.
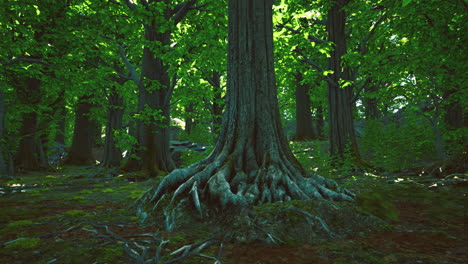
[136,150,355,222]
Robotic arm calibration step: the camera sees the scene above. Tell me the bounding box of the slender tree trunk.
[293,72,317,141]
[364,83,380,120]
[326,0,359,162]
[53,90,66,145]
[101,86,124,168]
[137,0,353,217]
[209,71,224,136]
[64,95,95,165]
[316,105,325,138]
[185,103,195,135]
[0,89,13,176]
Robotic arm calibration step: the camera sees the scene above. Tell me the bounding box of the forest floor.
[0,165,466,264]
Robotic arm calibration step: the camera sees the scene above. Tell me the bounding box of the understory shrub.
[359,118,435,171]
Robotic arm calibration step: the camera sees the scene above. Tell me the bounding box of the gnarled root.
[135,151,354,221]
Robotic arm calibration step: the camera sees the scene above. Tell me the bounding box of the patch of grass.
[101,188,116,193]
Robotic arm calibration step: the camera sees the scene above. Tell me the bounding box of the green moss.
[64,209,90,218]
[355,192,399,221]
[101,188,116,193]
[118,185,138,190]
[5,219,34,229]
[125,189,146,199]
[98,245,124,262]
[4,237,41,250]
[254,200,318,219]
[78,189,93,194]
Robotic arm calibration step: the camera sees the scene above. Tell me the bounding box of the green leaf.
[402,0,414,7]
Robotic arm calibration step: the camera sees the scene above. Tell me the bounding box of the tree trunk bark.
[292,72,317,141]
[185,103,195,135]
[14,78,42,170]
[0,89,13,177]
[101,85,124,168]
[122,2,175,175]
[364,83,380,120]
[326,0,359,162]
[137,0,353,216]
[316,105,325,138]
[209,71,224,137]
[64,95,95,165]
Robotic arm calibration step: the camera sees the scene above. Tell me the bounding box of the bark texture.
[137,0,353,216]
[64,95,95,165]
[293,72,317,141]
[0,89,13,176]
[101,86,124,168]
[14,78,42,170]
[326,0,359,161]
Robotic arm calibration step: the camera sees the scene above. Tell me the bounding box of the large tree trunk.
[326,0,360,162]
[137,0,353,217]
[64,95,95,165]
[14,78,42,170]
[292,72,317,141]
[101,86,124,168]
[122,1,175,175]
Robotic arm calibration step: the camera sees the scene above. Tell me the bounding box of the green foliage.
[359,119,436,171]
[179,125,216,145]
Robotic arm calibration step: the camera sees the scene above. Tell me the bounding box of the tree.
[292,72,318,141]
[326,0,360,163]
[0,88,13,177]
[64,95,96,165]
[101,80,125,168]
[118,0,203,175]
[137,0,353,217]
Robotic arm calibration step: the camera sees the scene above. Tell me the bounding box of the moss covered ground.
[0,164,466,264]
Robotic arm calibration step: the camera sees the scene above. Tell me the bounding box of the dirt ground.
[0,166,466,264]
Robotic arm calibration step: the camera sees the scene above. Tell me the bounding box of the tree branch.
[351,78,371,104]
[118,44,141,87]
[108,0,122,6]
[120,0,137,10]
[2,57,53,67]
[294,48,339,88]
[307,34,328,44]
[172,0,200,26]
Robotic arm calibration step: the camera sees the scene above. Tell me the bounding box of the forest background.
[0,0,466,177]
[0,0,467,263]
